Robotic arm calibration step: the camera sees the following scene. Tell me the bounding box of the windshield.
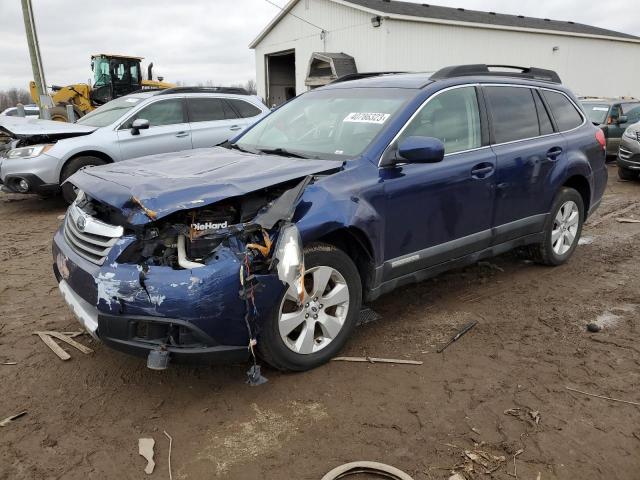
[582,103,610,124]
[236,88,415,159]
[76,96,145,127]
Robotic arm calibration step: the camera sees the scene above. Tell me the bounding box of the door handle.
[470,163,495,179]
[546,146,563,160]
[229,125,242,131]
[175,131,189,138]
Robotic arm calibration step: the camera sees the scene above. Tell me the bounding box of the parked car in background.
[52,65,607,372]
[617,122,640,180]
[0,87,269,202]
[580,98,640,157]
[1,104,40,117]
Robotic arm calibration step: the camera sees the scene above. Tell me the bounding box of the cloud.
[0,0,278,89]
[0,0,637,90]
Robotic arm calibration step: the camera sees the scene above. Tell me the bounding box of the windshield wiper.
[257,147,309,159]
[225,142,256,154]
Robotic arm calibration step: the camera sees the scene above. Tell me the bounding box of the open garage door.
[265,50,296,108]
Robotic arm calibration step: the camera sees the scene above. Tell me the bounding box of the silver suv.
[0,87,269,202]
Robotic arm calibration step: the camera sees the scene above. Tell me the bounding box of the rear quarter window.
[542,90,583,131]
[227,99,262,118]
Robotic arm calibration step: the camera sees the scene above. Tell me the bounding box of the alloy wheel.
[552,200,579,255]
[278,266,350,355]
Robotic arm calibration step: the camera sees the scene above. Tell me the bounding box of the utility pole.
[20,0,47,101]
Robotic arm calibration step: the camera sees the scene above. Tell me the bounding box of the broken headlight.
[273,224,305,303]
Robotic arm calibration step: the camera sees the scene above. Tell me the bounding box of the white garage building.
[250,0,640,106]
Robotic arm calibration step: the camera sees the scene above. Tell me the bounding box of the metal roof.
[346,0,640,40]
[91,54,145,60]
[250,0,640,48]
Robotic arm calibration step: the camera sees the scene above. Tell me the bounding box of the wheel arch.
[562,174,591,215]
[59,150,114,183]
[316,226,375,293]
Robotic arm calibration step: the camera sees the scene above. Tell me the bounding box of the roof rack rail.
[430,64,562,84]
[155,86,250,95]
[129,87,165,94]
[329,72,406,84]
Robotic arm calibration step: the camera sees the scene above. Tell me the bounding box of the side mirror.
[382,136,445,166]
[617,115,628,125]
[131,118,150,135]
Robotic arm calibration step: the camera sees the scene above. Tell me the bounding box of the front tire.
[618,166,638,181]
[528,187,584,266]
[258,243,362,371]
[60,156,107,204]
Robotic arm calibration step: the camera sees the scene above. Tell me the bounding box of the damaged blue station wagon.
[53,65,607,371]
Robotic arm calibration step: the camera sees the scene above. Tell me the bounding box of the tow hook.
[147,345,170,370]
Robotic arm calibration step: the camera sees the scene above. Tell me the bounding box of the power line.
[259,19,373,49]
[263,0,326,32]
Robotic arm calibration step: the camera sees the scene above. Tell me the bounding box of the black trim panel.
[382,214,547,282]
[3,173,59,194]
[384,229,492,280]
[367,232,544,302]
[97,313,249,365]
[492,213,547,245]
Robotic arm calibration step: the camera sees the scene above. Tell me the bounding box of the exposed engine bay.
[71,176,312,326]
[74,177,307,273]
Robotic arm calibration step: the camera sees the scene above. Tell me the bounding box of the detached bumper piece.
[97,314,249,365]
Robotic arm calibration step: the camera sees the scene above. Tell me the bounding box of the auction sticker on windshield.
[343,112,390,124]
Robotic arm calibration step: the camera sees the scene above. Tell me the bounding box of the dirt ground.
[1,163,639,480]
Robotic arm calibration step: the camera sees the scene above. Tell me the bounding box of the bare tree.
[244,79,257,94]
[0,88,32,112]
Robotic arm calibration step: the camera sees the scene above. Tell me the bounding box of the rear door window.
[187,98,237,122]
[485,86,539,143]
[541,90,583,131]
[398,86,481,155]
[227,99,262,118]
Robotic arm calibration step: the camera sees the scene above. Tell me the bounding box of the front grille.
[63,203,123,265]
[636,131,640,142]
[619,147,633,160]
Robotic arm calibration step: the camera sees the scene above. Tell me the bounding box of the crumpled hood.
[0,115,97,139]
[69,147,344,225]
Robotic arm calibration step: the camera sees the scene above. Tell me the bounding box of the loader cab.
[90,54,143,106]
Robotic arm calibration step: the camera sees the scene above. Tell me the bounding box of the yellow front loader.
[30,54,174,122]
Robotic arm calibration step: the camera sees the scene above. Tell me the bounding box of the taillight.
[595,129,606,150]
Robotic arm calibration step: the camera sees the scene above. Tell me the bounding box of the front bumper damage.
[52,178,312,366]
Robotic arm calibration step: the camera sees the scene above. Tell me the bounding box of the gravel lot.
[1,164,639,480]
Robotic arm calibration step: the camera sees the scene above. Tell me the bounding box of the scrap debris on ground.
[332,356,423,365]
[33,330,93,360]
[138,438,155,475]
[566,386,640,407]
[0,411,27,427]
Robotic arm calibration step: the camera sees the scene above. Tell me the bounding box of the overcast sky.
[0,0,636,91]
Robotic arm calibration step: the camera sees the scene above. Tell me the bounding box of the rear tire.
[527,187,584,266]
[618,166,638,181]
[258,243,362,371]
[60,156,107,204]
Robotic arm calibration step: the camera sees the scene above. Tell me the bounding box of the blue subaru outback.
[52,65,607,371]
